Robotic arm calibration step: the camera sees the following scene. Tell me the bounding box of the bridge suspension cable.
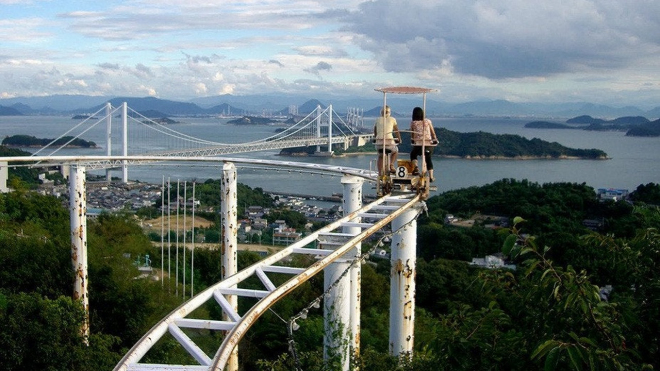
[30,103,369,160]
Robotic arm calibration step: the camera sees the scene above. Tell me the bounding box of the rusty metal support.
[221,162,238,371]
[69,165,89,342]
[389,204,420,358]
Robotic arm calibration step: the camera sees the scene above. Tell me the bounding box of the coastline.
[299,151,610,160]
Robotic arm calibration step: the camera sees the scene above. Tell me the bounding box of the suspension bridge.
[28,102,373,181]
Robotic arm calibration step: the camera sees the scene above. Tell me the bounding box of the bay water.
[1,115,658,198]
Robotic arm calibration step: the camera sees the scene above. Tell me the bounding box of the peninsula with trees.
[526,115,660,137]
[2,134,98,148]
[328,127,608,159]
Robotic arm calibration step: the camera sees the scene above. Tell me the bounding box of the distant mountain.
[129,110,170,119]
[92,97,204,116]
[566,115,606,125]
[0,94,110,112]
[0,105,23,116]
[3,94,660,119]
[444,99,533,116]
[9,103,37,115]
[645,106,660,119]
[299,99,326,114]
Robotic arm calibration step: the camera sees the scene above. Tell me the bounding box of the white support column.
[316,105,322,153]
[221,162,238,371]
[342,175,363,364]
[323,175,362,371]
[122,102,128,183]
[0,161,8,193]
[323,256,351,370]
[105,102,112,182]
[389,204,420,358]
[327,104,333,153]
[69,165,89,342]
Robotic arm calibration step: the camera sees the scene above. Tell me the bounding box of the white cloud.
[344,0,660,79]
[1,0,660,106]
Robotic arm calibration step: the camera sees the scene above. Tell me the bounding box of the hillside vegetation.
[337,127,607,159]
[1,180,659,370]
[2,134,97,148]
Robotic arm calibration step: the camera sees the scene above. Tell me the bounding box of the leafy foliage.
[1,179,659,370]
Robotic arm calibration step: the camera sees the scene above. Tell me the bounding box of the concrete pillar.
[389,204,420,358]
[343,175,363,363]
[221,162,238,371]
[0,161,8,193]
[69,165,89,342]
[323,175,362,370]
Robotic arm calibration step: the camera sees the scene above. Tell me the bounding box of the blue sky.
[2,0,660,107]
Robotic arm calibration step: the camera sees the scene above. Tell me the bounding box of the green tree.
[502,218,642,370]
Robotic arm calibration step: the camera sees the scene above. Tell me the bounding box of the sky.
[1,0,660,107]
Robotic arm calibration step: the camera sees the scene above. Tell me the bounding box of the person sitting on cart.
[410,106,438,182]
[373,105,401,175]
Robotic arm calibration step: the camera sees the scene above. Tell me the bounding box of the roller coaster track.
[114,193,421,371]
[0,155,422,370]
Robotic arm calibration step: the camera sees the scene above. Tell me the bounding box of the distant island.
[526,115,660,137]
[2,134,98,148]
[228,116,280,125]
[524,121,576,129]
[142,117,180,125]
[72,114,97,120]
[295,127,608,159]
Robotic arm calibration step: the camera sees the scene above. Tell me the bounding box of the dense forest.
[1,178,659,370]
[331,127,607,159]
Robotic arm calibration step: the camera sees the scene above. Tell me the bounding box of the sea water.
[0,115,658,197]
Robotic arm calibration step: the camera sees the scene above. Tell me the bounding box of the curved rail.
[0,155,377,181]
[114,193,419,370]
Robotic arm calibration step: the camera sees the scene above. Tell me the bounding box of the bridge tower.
[105,103,112,182]
[314,104,335,156]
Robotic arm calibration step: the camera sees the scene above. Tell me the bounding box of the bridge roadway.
[23,154,379,178]
[78,134,374,170]
[150,136,353,157]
